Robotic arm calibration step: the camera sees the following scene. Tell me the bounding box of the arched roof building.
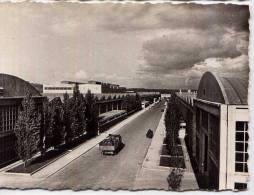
[197,72,248,105]
[193,71,249,190]
[0,73,44,168]
[0,73,41,97]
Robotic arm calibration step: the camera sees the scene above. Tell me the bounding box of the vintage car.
[99,134,123,155]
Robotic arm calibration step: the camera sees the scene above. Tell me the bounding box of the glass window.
[235,121,248,173]
[236,122,245,131]
[234,183,247,191]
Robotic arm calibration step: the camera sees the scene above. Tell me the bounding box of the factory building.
[176,71,249,190]
[43,80,127,99]
[194,72,249,190]
[0,74,44,168]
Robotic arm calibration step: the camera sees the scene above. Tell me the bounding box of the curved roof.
[197,72,248,105]
[0,73,41,97]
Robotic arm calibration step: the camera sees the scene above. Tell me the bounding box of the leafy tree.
[41,98,53,153]
[50,97,64,148]
[14,93,41,168]
[70,88,86,138]
[135,94,142,110]
[63,93,73,143]
[85,90,99,137]
[164,94,180,155]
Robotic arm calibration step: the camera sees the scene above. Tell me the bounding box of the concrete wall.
[225,105,249,190]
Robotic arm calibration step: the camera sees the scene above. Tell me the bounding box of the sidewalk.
[134,103,199,191]
[0,104,154,188]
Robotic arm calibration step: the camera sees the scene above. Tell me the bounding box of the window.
[235,121,248,173]
[0,106,18,133]
[234,183,247,191]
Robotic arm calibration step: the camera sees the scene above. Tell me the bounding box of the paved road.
[37,101,165,190]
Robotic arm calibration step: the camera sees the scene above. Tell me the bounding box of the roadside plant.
[167,168,184,191]
[41,98,53,153]
[63,93,73,144]
[85,90,99,137]
[14,93,41,168]
[50,97,64,148]
[70,88,86,138]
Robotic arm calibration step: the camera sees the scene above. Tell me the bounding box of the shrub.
[167,168,184,191]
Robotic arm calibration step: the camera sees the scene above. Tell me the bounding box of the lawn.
[159,156,186,169]
[161,145,184,157]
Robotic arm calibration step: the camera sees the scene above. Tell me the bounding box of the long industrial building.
[0,74,44,168]
[43,80,127,97]
[176,71,249,190]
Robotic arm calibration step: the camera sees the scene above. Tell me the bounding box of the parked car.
[146,129,154,138]
[99,134,123,155]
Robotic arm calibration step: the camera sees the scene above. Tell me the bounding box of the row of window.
[197,109,249,174]
[235,121,248,173]
[44,87,73,90]
[0,106,19,133]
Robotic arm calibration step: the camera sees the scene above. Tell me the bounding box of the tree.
[63,93,73,143]
[41,98,53,153]
[135,94,142,110]
[14,93,41,168]
[50,97,64,148]
[164,95,180,156]
[85,90,98,137]
[70,88,86,138]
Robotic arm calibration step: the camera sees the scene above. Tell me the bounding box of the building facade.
[0,74,44,168]
[176,71,249,190]
[43,80,127,97]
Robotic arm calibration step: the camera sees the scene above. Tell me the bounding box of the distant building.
[43,80,127,100]
[161,93,171,99]
[176,71,249,190]
[0,74,44,168]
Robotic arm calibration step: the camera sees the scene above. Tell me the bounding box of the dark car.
[146,129,154,138]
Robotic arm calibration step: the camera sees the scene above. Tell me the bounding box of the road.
[37,101,165,190]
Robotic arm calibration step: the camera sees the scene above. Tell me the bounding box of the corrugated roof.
[219,77,248,105]
[197,71,248,105]
[0,73,41,97]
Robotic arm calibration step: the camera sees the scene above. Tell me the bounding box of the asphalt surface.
[38,101,165,190]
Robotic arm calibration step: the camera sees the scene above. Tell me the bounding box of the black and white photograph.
[0,1,250,192]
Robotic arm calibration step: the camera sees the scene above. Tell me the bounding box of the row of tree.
[14,89,142,168]
[164,94,181,155]
[40,89,98,153]
[164,94,184,191]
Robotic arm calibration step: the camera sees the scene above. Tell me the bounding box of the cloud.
[133,4,249,89]
[140,29,247,73]
[100,4,249,33]
[0,3,249,90]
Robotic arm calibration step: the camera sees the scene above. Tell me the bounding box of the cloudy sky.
[0,2,249,89]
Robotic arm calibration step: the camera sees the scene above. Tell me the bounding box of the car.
[99,134,123,155]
